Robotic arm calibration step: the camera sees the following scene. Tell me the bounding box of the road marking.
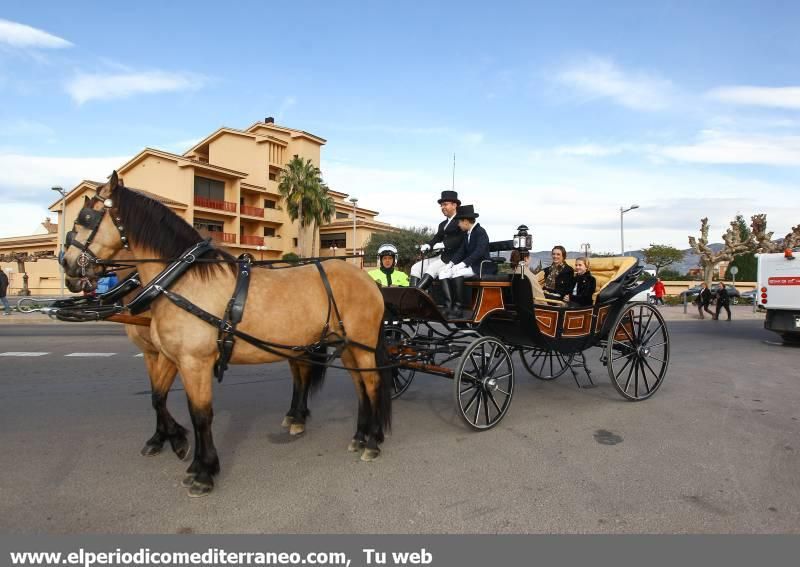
[65,353,116,357]
[0,352,49,357]
[134,353,144,357]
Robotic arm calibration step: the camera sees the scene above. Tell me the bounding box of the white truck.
[757,250,800,344]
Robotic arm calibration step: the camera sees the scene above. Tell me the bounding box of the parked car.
[679,284,741,304]
[629,288,655,304]
[739,289,757,305]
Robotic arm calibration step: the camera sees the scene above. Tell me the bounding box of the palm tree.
[307,186,335,256]
[277,155,332,257]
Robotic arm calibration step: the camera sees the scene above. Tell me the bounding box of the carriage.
[381,228,670,430]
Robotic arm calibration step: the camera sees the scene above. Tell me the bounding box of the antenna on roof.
[452,153,456,190]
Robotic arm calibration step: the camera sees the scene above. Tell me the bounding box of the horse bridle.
[65,195,130,277]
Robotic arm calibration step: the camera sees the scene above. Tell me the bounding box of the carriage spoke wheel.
[454,337,515,430]
[606,302,670,401]
[383,326,416,399]
[518,347,574,380]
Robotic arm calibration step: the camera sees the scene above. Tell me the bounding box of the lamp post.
[52,186,67,297]
[581,242,591,259]
[348,197,358,257]
[620,204,639,256]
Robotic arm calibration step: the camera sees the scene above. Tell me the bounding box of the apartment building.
[0,119,394,295]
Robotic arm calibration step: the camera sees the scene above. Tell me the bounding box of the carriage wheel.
[383,326,416,399]
[606,302,670,401]
[518,347,574,380]
[454,336,515,430]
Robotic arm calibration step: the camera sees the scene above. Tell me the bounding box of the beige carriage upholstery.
[531,256,638,304]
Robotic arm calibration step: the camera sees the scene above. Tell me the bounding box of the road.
[1,314,798,534]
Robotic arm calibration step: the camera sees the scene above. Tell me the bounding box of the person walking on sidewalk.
[695,282,715,319]
[715,285,732,321]
[0,269,11,315]
[653,278,666,305]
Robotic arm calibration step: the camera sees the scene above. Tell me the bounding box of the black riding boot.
[417,273,434,291]
[450,276,466,319]
[439,278,454,317]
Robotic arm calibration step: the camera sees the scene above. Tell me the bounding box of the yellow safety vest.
[368,268,410,287]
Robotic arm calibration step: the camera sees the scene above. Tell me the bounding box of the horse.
[61,171,392,497]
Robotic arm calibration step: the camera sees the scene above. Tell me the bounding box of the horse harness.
[64,196,130,277]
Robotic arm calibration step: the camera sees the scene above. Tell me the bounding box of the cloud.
[554,144,627,157]
[461,132,484,146]
[0,119,56,139]
[554,56,674,111]
[275,96,296,121]
[0,153,130,206]
[65,71,207,104]
[658,130,800,166]
[707,86,800,109]
[0,18,72,49]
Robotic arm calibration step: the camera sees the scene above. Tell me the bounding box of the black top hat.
[454,204,479,220]
[437,190,461,205]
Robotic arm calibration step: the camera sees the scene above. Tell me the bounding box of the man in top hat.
[438,204,492,318]
[409,190,465,295]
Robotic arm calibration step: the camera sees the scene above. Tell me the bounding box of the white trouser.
[410,257,449,279]
[438,264,476,280]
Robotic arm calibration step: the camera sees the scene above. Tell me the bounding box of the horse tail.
[375,320,393,432]
[308,344,328,395]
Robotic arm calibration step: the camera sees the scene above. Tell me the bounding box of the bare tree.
[750,214,800,252]
[688,217,752,285]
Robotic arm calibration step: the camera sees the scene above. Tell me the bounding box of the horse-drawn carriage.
[382,229,670,430]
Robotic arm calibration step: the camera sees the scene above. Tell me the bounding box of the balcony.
[240,234,264,246]
[210,232,237,245]
[194,196,237,213]
[241,204,265,218]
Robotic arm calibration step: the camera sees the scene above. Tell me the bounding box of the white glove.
[419,244,431,253]
[446,262,454,268]
[433,242,445,251]
[454,262,466,271]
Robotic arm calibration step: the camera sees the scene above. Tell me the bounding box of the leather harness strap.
[213,257,252,382]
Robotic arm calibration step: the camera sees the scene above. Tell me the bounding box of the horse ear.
[83,195,91,207]
[109,171,119,191]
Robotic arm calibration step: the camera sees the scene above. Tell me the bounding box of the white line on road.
[134,353,144,357]
[65,353,117,357]
[0,352,49,357]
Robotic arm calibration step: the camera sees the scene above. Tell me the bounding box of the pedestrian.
[695,282,714,319]
[653,278,666,305]
[715,284,732,321]
[0,269,11,315]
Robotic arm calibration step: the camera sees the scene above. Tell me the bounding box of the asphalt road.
[1,317,798,534]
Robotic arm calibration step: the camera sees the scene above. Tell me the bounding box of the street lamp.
[52,186,67,297]
[620,204,639,256]
[581,242,591,259]
[348,197,358,256]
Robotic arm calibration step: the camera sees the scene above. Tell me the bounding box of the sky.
[1,1,799,253]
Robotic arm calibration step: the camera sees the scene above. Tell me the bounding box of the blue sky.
[2,1,799,252]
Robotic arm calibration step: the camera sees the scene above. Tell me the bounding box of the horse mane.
[115,184,235,277]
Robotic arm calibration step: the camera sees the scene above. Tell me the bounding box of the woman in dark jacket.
[566,257,596,306]
[542,245,575,300]
[696,282,714,319]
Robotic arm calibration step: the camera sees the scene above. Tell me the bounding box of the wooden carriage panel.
[613,319,635,342]
[473,287,505,323]
[595,305,610,334]
[562,308,593,337]
[535,309,559,338]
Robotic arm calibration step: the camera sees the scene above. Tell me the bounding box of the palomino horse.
[61,172,391,497]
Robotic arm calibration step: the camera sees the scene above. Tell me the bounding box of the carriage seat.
[533,256,638,303]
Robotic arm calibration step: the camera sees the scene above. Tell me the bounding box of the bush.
[281,252,300,264]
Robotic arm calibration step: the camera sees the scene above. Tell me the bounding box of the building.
[0,119,394,295]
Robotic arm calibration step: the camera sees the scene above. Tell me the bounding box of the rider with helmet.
[368,243,410,287]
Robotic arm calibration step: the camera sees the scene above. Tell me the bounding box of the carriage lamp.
[514,225,532,253]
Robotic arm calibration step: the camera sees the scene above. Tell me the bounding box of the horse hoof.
[140,443,162,457]
[348,439,366,453]
[281,416,294,428]
[181,474,196,488]
[187,480,213,498]
[172,439,191,461]
[289,423,305,436]
[360,448,381,462]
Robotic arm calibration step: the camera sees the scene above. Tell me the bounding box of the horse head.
[61,171,128,290]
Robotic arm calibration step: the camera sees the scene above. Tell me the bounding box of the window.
[264,199,276,209]
[293,238,298,247]
[268,171,277,181]
[263,227,276,237]
[194,176,225,201]
[194,218,224,233]
[335,211,349,219]
[321,232,347,249]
